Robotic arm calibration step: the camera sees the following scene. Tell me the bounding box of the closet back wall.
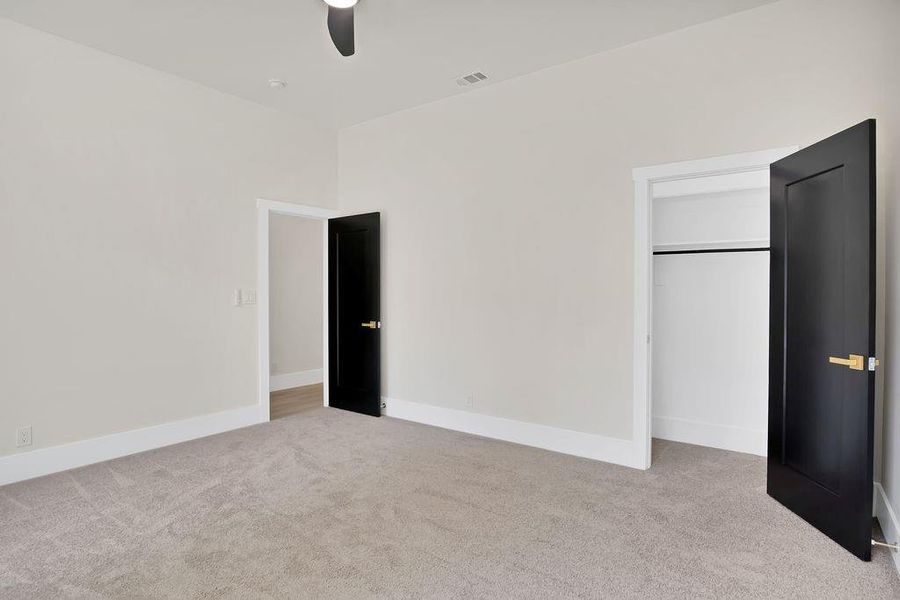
[652,186,770,456]
[652,254,769,455]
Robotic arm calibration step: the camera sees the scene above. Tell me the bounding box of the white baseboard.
[0,405,262,487]
[652,415,766,457]
[270,368,323,391]
[383,397,642,469]
[875,482,900,577]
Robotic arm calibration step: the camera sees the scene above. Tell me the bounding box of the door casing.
[256,199,339,422]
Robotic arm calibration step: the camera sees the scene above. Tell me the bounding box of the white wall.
[880,0,900,560]
[652,252,769,455]
[653,189,769,250]
[269,214,323,379]
[338,0,896,451]
[0,18,336,457]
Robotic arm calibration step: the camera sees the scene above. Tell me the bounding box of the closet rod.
[653,247,770,256]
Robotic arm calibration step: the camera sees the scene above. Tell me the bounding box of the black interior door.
[768,120,876,560]
[328,212,381,417]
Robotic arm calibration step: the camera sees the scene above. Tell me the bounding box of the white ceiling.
[0,0,776,129]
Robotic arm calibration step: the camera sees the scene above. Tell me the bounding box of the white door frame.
[257,198,339,422]
[630,146,797,470]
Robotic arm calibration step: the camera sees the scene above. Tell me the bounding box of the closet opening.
[631,147,797,468]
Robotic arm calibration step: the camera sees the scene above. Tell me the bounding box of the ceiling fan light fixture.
[326,0,356,56]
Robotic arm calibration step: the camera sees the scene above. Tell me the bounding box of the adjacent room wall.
[269,214,323,386]
[0,18,336,457]
[338,0,895,450]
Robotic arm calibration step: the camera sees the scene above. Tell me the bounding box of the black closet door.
[768,120,876,560]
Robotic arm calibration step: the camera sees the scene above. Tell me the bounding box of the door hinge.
[869,357,880,371]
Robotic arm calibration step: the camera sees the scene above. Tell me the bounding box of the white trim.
[384,397,642,469]
[257,199,338,421]
[632,147,797,182]
[875,482,900,577]
[652,416,766,457]
[652,239,769,253]
[0,405,260,486]
[632,146,797,470]
[258,198,337,220]
[270,368,324,391]
[633,175,653,469]
[651,170,769,199]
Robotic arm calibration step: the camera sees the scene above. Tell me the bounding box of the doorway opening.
[257,200,338,422]
[631,147,796,469]
[269,212,325,419]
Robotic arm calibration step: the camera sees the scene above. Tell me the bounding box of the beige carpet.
[1,407,898,599]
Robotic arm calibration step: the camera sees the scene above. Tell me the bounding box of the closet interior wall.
[651,175,770,456]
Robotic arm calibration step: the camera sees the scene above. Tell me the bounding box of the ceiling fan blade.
[327,6,355,57]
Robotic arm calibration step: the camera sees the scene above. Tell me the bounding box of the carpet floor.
[1,407,898,599]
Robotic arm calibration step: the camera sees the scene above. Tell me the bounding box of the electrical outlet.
[465,393,475,409]
[16,426,32,448]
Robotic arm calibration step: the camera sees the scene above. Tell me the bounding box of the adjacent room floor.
[1,408,897,599]
[270,383,324,420]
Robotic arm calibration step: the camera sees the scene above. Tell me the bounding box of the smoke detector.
[456,72,488,87]
[268,79,288,89]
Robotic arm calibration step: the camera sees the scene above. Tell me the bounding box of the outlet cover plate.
[16,426,32,447]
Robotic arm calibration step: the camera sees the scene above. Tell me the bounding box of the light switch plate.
[234,289,256,306]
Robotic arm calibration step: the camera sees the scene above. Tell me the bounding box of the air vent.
[456,71,488,87]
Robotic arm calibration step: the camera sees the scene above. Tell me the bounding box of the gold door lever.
[828,354,865,371]
[361,321,379,329]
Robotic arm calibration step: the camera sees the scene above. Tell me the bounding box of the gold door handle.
[361,321,379,329]
[828,354,864,371]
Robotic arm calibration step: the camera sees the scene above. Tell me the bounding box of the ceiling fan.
[323,0,358,57]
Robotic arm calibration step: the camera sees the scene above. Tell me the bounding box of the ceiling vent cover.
[456,72,488,87]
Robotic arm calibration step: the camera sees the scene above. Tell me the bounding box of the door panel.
[784,167,845,493]
[768,120,875,561]
[328,212,381,417]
